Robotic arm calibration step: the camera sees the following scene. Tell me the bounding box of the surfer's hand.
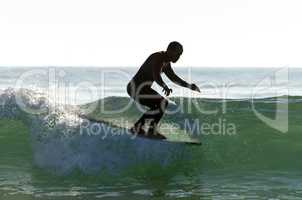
[163,86,173,96]
[190,83,201,93]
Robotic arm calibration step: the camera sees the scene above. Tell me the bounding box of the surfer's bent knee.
[153,98,168,112]
[161,99,168,111]
[127,82,136,98]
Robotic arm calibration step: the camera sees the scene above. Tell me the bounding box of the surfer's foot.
[147,129,167,140]
[130,126,146,136]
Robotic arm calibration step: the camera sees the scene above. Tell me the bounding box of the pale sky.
[0,0,301,67]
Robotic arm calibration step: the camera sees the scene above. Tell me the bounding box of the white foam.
[0,88,188,175]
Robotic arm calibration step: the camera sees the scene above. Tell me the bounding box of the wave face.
[0,88,302,177]
[82,95,302,171]
[0,88,189,176]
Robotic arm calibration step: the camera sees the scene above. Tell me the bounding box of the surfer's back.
[131,52,164,86]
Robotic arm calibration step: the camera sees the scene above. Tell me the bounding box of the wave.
[0,88,301,177]
[0,88,190,176]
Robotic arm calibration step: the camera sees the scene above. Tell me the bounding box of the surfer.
[127,41,200,139]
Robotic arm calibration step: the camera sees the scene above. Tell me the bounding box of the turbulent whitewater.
[1,86,302,199]
[1,87,302,174]
[0,88,191,175]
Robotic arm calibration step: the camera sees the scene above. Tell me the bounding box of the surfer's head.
[166,41,183,63]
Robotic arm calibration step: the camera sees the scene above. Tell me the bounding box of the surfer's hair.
[167,41,183,53]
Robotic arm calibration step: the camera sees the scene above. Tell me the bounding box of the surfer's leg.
[127,82,146,133]
[149,98,168,125]
[135,88,168,136]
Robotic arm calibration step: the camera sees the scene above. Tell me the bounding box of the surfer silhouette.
[127,41,200,139]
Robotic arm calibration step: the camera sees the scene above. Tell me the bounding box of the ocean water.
[0,67,302,199]
[0,67,301,104]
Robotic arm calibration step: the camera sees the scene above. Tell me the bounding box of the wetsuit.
[127,51,169,131]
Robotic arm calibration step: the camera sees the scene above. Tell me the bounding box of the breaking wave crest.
[1,88,302,177]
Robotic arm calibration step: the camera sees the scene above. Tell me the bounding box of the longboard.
[79,114,202,146]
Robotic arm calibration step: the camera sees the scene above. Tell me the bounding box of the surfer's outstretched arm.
[164,64,201,92]
[164,64,190,88]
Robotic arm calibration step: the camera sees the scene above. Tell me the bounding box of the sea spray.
[0,88,191,176]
